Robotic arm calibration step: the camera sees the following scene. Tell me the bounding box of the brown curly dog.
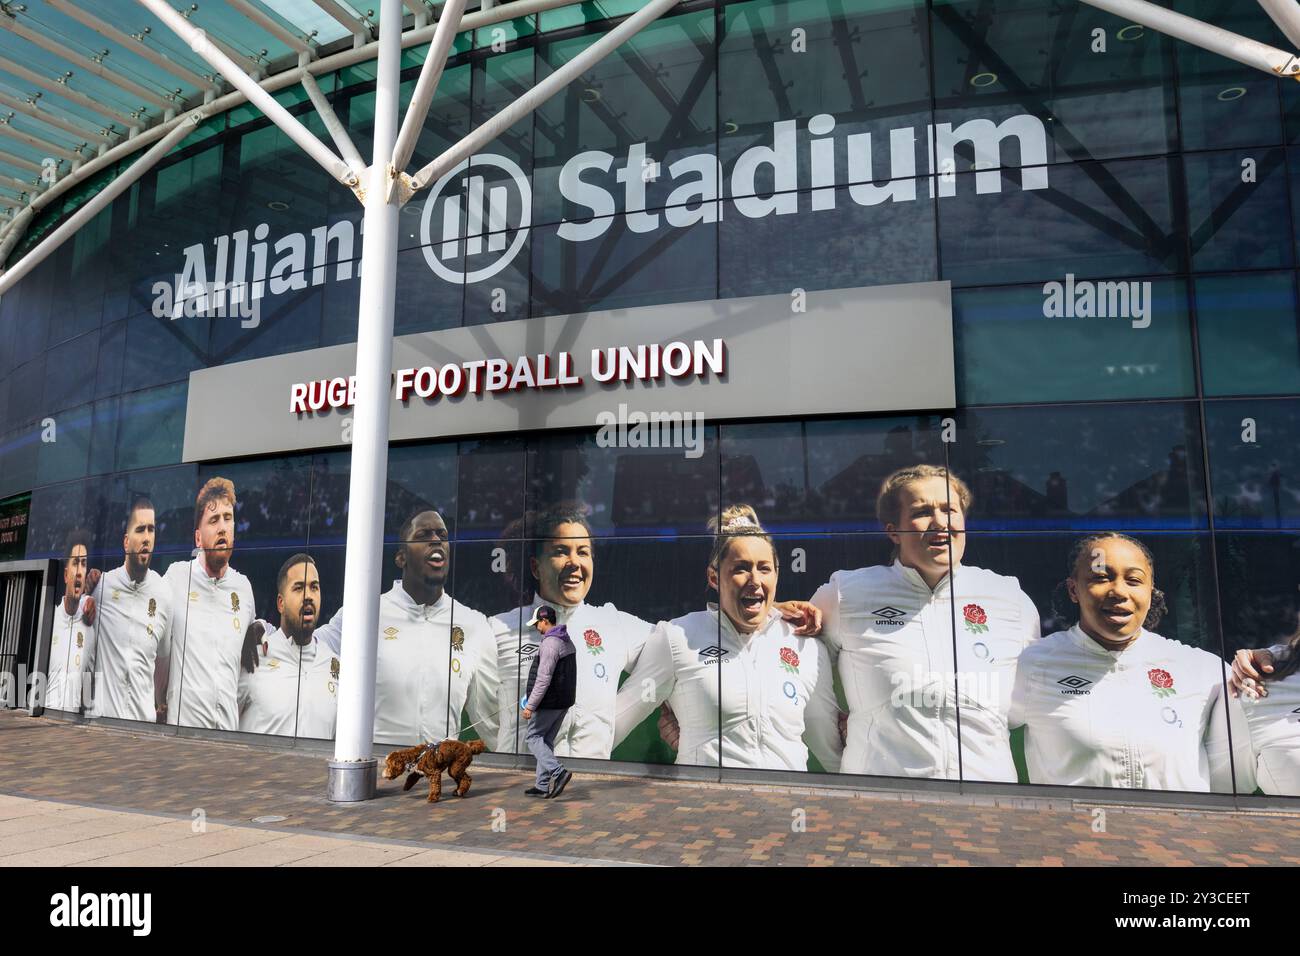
[382,739,487,803]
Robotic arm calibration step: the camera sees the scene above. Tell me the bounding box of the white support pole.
[313,0,372,42]
[0,112,199,293]
[134,0,360,188]
[0,206,34,265]
[1080,0,1300,77]
[411,0,682,191]
[390,0,466,176]
[300,71,366,176]
[1259,0,1300,50]
[328,0,404,803]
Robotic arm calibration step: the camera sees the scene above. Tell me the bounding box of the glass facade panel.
[1,0,1295,800]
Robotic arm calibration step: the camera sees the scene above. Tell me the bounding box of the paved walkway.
[2,710,1299,866]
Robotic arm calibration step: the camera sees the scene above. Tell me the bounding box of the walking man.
[522,605,576,799]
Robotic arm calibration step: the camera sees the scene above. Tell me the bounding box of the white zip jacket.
[237,626,339,739]
[164,558,255,732]
[490,598,653,758]
[613,606,843,772]
[1009,626,1251,792]
[810,560,1040,781]
[1239,669,1299,796]
[45,596,90,712]
[84,565,174,722]
[314,583,497,745]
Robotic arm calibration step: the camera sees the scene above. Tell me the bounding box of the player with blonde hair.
[808,464,1041,781]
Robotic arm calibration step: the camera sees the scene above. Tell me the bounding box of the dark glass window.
[954,278,1195,405]
[1185,148,1292,273]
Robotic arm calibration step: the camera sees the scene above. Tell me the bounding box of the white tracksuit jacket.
[314,582,497,746]
[85,565,174,723]
[810,560,1040,782]
[1009,625,1252,793]
[613,606,843,772]
[237,626,339,739]
[45,596,90,712]
[164,558,256,732]
[490,598,653,758]
[1238,669,1299,796]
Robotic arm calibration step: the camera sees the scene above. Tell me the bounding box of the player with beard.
[248,510,497,746]
[82,498,174,722]
[163,477,255,731]
[45,530,92,712]
[238,554,337,739]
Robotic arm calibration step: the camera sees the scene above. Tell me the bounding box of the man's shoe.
[546,768,573,799]
[524,786,546,797]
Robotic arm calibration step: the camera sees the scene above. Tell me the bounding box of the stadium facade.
[1,0,1298,806]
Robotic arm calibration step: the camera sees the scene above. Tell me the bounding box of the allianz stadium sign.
[163,113,1048,307]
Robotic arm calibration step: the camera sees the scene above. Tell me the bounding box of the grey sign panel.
[183,281,954,462]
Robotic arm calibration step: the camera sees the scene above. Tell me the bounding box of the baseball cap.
[526,605,557,627]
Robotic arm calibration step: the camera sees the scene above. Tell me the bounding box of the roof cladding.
[0,0,407,194]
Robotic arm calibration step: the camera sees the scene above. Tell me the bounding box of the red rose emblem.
[780,647,799,668]
[1148,668,1175,698]
[962,604,989,634]
[584,629,604,655]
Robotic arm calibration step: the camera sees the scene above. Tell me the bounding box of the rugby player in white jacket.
[45,532,91,712]
[281,511,498,746]
[83,497,174,723]
[163,477,255,731]
[238,553,338,739]
[614,506,842,772]
[491,506,827,759]
[808,465,1040,782]
[1008,533,1252,793]
[1230,630,1300,796]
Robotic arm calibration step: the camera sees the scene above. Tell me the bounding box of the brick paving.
[1,710,1298,867]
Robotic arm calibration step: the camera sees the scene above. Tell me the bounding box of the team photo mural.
[32,451,1298,799]
[6,0,1300,811]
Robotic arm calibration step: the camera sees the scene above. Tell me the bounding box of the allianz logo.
[167,112,1049,305]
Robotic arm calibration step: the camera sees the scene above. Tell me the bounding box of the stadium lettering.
[174,112,1049,299]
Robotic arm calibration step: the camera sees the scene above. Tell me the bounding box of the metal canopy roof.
[0,0,501,215]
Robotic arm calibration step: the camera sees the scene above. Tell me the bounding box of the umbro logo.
[700,646,729,664]
[873,605,906,627]
[1058,675,1092,695]
[519,642,538,657]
